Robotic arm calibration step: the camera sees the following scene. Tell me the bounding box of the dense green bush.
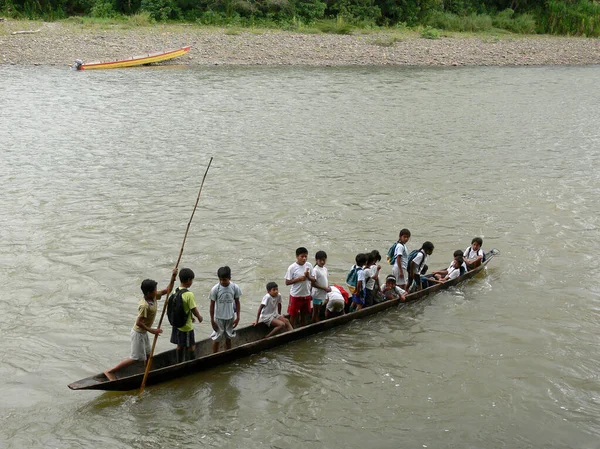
[539,0,600,36]
[2,0,599,37]
[140,0,180,19]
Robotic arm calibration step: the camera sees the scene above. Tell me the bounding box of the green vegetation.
[1,0,599,36]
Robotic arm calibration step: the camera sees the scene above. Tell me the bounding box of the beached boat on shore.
[72,45,191,70]
[68,250,498,392]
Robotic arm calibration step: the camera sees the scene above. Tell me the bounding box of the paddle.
[139,157,213,395]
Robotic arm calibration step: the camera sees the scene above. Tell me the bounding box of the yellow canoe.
[73,45,191,70]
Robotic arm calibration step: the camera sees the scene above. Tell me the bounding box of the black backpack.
[167,288,190,328]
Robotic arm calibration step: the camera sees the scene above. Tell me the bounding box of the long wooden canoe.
[72,46,191,70]
[68,250,498,391]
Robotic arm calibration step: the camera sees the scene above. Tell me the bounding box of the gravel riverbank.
[1,20,600,67]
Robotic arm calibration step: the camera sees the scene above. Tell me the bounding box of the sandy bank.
[1,20,600,67]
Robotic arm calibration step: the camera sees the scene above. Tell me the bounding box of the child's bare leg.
[104,358,136,381]
[289,312,298,328]
[264,318,285,338]
[225,338,232,350]
[281,317,293,331]
[187,345,196,360]
[312,305,321,323]
[212,341,220,353]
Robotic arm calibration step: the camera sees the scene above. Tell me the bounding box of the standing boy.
[170,267,204,362]
[392,229,411,290]
[285,247,316,328]
[311,250,330,323]
[104,269,176,381]
[209,266,242,353]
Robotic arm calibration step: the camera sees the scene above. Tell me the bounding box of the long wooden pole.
[139,157,213,395]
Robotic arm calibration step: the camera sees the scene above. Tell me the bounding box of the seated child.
[381,275,408,302]
[253,282,292,338]
[325,285,347,318]
[432,250,468,278]
[464,237,484,270]
[432,257,464,282]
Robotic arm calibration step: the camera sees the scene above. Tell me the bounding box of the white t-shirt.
[447,266,461,280]
[447,261,468,273]
[464,247,484,261]
[365,264,378,290]
[394,243,408,270]
[285,262,314,297]
[357,266,366,288]
[412,251,427,274]
[311,265,329,300]
[209,282,242,320]
[327,286,345,304]
[259,293,281,320]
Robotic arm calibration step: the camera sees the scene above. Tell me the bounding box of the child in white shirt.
[253,282,292,338]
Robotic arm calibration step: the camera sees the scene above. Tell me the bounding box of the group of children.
[103,232,485,380]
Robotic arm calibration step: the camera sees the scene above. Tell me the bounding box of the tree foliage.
[2,0,599,35]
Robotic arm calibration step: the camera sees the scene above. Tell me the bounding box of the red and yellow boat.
[73,45,191,70]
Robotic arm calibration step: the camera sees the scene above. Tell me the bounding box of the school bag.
[406,249,424,277]
[167,288,190,328]
[386,242,398,265]
[345,265,363,294]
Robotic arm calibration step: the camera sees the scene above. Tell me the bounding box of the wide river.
[1,64,599,448]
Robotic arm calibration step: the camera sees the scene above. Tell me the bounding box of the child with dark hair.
[253,282,292,338]
[364,250,382,307]
[432,250,468,279]
[350,253,368,311]
[311,250,330,323]
[464,237,484,270]
[209,266,242,353]
[285,247,316,328]
[104,269,177,381]
[392,229,411,290]
[409,242,434,292]
[170,267,204,362]
[381,275,408,302]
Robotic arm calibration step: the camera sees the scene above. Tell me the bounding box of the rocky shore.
[1,19,600,67]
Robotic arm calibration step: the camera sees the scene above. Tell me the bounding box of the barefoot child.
[311,250,330,323]
[104,270,176,381]
[209,266,242,353]
[253,282,292,338]
[285,247,316,328]
[170,268,204,362]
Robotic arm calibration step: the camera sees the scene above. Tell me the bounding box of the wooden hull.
[68,252,496,391]
[78,46,191,70]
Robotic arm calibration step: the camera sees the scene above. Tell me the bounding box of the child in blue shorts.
[311,250,330,323]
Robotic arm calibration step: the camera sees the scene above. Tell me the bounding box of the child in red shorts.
[285,247,316,328]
